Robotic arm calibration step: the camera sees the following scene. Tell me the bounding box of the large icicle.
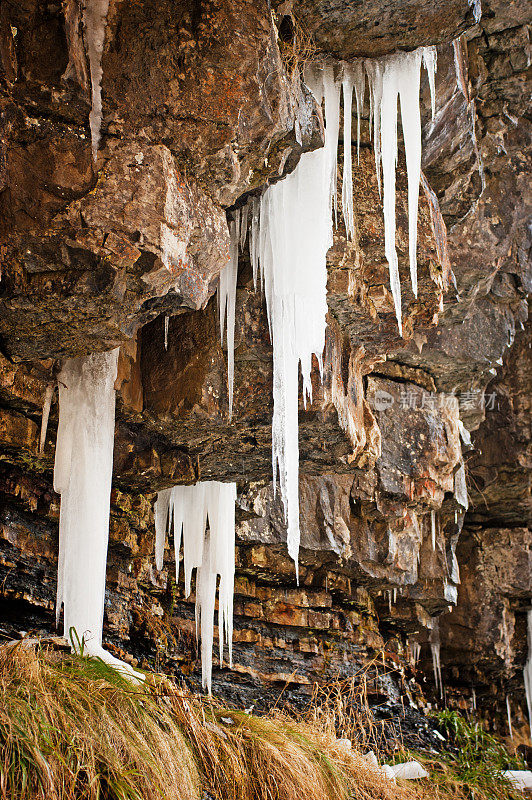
[524,609,532,742]
[83,0,110,161]
[154,481,236,693]
[54,350,140,679]
[218,216,240,418]
[256,67,338,575]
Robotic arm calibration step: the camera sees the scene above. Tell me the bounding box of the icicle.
[218,218,239,418]
[472,687,477,710]
[352,62,365,164]
[423,47,438,120]
[250,197,260,290]
[431,510,437,550]
[256,67,338,575]
[154,487,172,571]
[430,621,443,698]
[365,46,437,330]
[239,204,249,251]
[164,315,169,351]
[454,461,469,510]
[506,695,514,739]
[83,0,110,161]
[154,481,236,693]
[39,384,54,454]
[54,350,140,680]
[524,609,532,742]
[341,68,355,241]
[469,0,482,23]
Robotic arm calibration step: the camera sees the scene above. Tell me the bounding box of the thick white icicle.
[154,481,236,693]
[257,67,338,575]
[218,218,239,418]
[524,609,532,742]
[83,0,110,161]
[54,350,140,679]
[164,315,169,351]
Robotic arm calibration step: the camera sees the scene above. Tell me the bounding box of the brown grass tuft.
[0,642,519,800]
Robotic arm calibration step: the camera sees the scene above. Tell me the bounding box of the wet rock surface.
[0,0,531,726]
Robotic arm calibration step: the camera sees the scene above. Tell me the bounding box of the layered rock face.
[0,0,531,717]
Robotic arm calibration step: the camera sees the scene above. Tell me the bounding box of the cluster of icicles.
[53,46,440,691]
[53,349,237,690]
[218,48,437,578]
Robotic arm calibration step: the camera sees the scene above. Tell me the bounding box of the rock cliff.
[0,0,530,729]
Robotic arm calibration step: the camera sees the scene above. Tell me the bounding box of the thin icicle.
[164,315,169,351]
[218,218,239,418]
[341,68,355,241]
[430,621,443,698]
[352,62,365,163]
[431,510,437,550]
[239,204,249,251]
[469,0,482,23]
[39,384,54,454]
[154,487,172,571]
[506,695,514,739]
[250,197,260,290]
[154,481,236,693]
[54,350,141,680]
[83,0,110,161]
[423,46,438,120]
[524,609,532,742]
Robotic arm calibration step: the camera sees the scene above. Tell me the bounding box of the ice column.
[154,481,237,693]
[54,350,140,679]
[83,0,110,160]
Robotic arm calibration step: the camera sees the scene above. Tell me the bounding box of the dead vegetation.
[0,642,522,800]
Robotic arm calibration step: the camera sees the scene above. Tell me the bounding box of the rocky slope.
[0,0,530,728]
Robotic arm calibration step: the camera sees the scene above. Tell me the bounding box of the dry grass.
[0,643,521,800]
[274,11,316,81]
[0,643,199,800]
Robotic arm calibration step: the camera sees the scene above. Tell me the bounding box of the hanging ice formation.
[54,350,140,679]
[524,609,532,742]
[218,216,240,418]
[220,47,437,576]
[246,65,339,576]
[362,47,437,333]
[154,481,237,693]
[39,384,54,454]
[506,695,514,739]
[430,620,443,698]
[83,0,110,160]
